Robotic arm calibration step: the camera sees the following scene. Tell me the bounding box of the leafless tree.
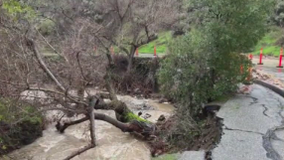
[95,0,182,71]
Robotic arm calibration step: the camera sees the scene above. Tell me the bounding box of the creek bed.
[5,94,175,160]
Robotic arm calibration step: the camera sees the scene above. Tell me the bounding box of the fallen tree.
[25,37,156,159]
[0,11,156,160]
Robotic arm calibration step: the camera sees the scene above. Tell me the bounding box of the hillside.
[252,27,283,56]
[138,32,171,54]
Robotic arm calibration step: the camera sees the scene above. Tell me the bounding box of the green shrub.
[0,99,43,156]
[159,0,273,117]
[157,0,272,149]
[159,30,251,117]
[37,19,56,36]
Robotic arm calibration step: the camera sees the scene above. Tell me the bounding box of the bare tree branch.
[26,38,66,92]
[88,97,98,146]
[36,28,69,62]
[63,144,94,160]
[56,117,89,133]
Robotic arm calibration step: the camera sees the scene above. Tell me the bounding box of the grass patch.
[138,32,172,54]
[152,154,179,160]
[252,27,283,56]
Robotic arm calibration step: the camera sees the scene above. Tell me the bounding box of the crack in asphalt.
[262,96,284,160]
[263,126,284,160]
[245,95,258,106]
[212,85,284,160]
[276,99,284,123]
[270,131,284,142]
[224,126,264,135]
[261,104,269,117]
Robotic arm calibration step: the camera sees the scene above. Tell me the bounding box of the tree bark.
[56,117,89,133]
[57,112,150,133]
[88,97,97,146]
[104,68,118,101]
[127,45,137,73]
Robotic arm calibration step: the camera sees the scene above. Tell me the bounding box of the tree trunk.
[104,68,118,101]
[57,112,153,135]
[56,97,154,136]
[127,45,137,73]
[103,64,151,123]
[53,46,155,138]
[88,97,97,146]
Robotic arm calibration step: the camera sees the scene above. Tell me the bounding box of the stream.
[5,91,175,160]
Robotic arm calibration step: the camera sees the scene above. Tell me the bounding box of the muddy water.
[6,93,175,160]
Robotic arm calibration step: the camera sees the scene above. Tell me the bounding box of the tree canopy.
[159,0,274,116]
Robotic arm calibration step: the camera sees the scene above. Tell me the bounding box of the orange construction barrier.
[136,48,139,56]
[154,46,157,57]
[277,47,283,68]
[258,48,263,65]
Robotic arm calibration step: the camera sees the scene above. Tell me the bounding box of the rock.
[137,104,154,110]
[134,88,141,94]
[143,113,152,119]
[157,115,166,122]
[158,98,168,103]
[20,90,49,103]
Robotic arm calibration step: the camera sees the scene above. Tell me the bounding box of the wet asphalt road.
[253,58,284,83]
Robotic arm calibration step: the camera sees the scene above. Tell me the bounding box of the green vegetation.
[0,99,43,156]
[160,0,273,115]
[0,0,280,158]
[252,27,283,56]
[152,154,178,160]
[0,99,42,123]
[251,0,284,56]
[125,112,149,123]
[158,0,273,149]
[138,32,171,54]
[2,0,36,20]
[113,32,171,54]
[37,19,56,36]
[214,94,233,103]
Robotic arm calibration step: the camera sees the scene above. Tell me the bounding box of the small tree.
[97,0,182,72]
[159,0,274,117]
[271,0,284,27]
